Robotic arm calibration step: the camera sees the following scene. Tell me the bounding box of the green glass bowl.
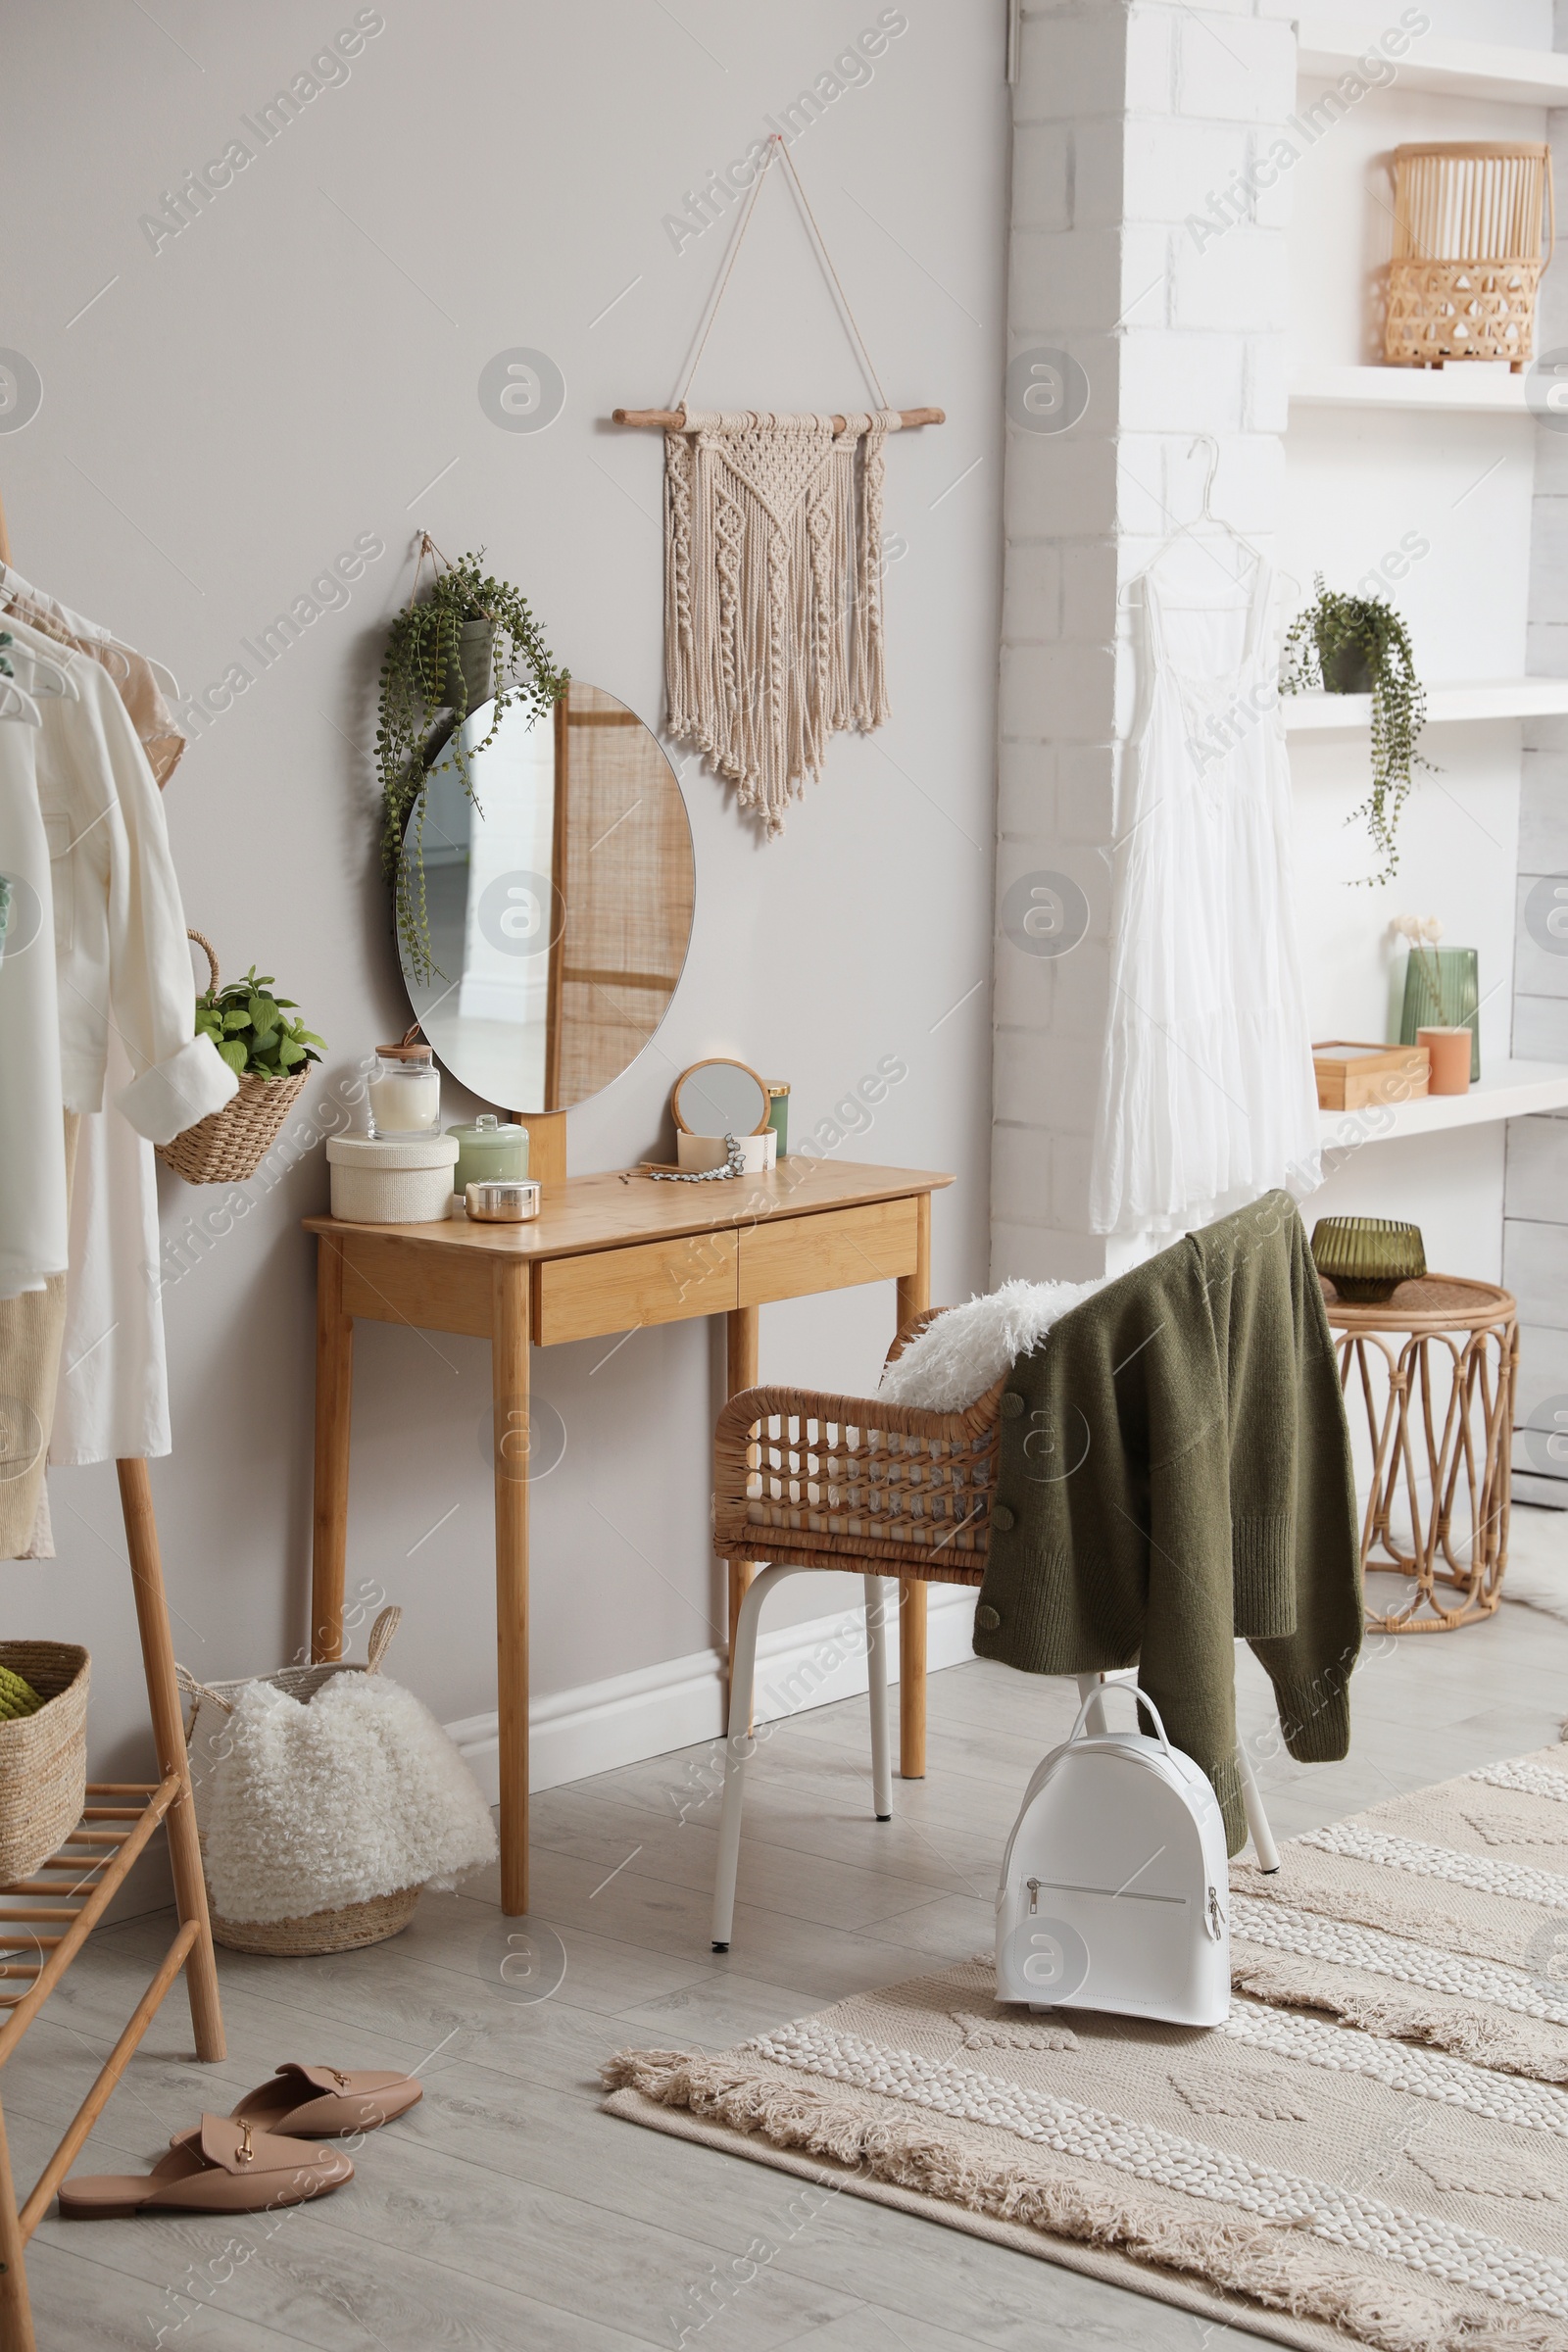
[1310,1216,1427,1305]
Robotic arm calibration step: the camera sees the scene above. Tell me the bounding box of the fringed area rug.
[604,1740,1568,2352]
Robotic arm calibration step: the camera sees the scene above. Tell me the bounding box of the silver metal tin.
[465,1179,541,1222]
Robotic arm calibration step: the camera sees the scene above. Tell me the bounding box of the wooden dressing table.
[306,1156,952,1914]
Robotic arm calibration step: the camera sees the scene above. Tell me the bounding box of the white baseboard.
[446,1583,979,1804]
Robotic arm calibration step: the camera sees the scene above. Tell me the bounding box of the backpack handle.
[1067,1677,1173,1756]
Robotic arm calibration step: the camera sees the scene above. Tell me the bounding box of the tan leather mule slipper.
[220,2063,422,2138]
[59,2116,353,2219]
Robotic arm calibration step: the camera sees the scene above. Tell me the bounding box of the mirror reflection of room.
[409,680,695,1113]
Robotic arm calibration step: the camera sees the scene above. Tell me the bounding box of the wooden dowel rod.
[19,1919,200,2241]
[84,1784,161,1796]
[0,1773,177,2068]
[79,1809,145,1821]
[612,405,945,430]
[0,1915,80,1927]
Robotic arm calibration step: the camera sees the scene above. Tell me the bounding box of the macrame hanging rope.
[612,135,943,836]
[670,137,890,417]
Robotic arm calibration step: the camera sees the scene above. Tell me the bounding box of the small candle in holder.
[368,1041,441,1135]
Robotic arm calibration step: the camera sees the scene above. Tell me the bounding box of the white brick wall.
[992,0,1292,1281]
[1509,81,1568,1504]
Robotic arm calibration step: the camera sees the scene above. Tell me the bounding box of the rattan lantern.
[1385,141,1554,370]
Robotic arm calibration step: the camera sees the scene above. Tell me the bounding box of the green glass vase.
[1399,946,1480,1083]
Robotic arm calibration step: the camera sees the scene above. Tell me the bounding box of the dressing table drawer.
[535,1231,739,1345]
[738,1197,919,1307]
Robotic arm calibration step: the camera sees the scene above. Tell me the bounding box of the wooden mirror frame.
[669,1057,771,1137]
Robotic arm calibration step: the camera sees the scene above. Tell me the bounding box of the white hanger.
[3,636,80,701]
[1117,435,1269,614]
[0,675,42,728]
[0,562,173,699]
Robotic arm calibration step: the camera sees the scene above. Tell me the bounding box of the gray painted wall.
[1,5,1005,1802]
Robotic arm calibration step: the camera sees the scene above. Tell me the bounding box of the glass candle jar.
[765,1081,790,1158]
[368,1043,442,1136]
[448,1113,529,1195]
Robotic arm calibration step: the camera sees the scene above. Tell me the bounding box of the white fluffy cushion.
[195,1672,497,1923]
[877,1276,1107,1413]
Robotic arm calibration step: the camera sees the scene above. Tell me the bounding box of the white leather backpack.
[995,1682,1230,2028]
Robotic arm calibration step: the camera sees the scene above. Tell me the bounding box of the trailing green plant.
[1281,576,1433,886]
[194,966,325,1081]
[375,544,568,983]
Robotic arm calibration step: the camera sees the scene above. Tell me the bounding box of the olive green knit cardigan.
[972,1193,1362,1854]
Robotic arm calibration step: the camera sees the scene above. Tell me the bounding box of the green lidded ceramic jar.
[447,1113,529,1195]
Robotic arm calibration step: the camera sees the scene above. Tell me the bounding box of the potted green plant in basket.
[376,540,568,985]
[157,930,326,1185]
[1281,576,1434,886]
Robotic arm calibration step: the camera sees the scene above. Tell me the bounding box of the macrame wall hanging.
[613,135,943,837]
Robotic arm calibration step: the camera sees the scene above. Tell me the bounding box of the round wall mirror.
[402,683,696,1111]
[671,1059,769,1138]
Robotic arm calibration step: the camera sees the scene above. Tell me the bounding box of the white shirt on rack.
[4,613,235,1142]
[0,709,69,1297]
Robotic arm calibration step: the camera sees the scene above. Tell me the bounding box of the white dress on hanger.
[1090,555,1320,1238]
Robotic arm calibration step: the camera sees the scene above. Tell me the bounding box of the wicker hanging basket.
[179,1607,419,1956]
[0,1643,89,1885]
[1385,141,1554,369]
[155,930,310,1185]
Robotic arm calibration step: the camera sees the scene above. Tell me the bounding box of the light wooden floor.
[10,1542,1568,2351]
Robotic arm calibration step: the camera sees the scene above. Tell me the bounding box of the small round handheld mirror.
[670,1058,770,1139]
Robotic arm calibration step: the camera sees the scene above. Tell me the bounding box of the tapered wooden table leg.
[897,1195,932,1778]
[725,1305,760,1671]
[117,1459,224,2063]
[311,1234,354,1663]
[0,2092,34,2352]
[493,1262,530,1917]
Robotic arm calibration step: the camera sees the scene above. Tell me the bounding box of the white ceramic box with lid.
[326,1132,460,1224]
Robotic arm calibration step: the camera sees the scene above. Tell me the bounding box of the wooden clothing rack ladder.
[0,485,225,2351]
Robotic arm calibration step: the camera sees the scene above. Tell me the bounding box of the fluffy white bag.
[182,1607,496,1924]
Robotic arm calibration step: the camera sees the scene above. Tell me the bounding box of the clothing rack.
[0,481,224,2352]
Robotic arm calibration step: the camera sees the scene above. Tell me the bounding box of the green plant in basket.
[194,967,325,1081]
[376,542,568,985]
[1281,576,1434,887]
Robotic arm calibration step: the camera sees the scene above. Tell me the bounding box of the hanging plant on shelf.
[375,539,568,984]
[1280,576,1433,887]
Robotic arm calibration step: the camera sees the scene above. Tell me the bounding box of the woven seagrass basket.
[179,1608,418,1956]
[155,931,309,1185]
[1385,141,1554,370]
[0,1643,89,1885]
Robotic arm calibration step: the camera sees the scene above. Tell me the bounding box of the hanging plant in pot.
[1281,576,1434,886]
[375,539,568,984]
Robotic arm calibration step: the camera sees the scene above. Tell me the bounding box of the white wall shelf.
[1287,679,1568,730]
[1291,366,1531,416]
[1298,22,1568,106]
[1320,1060,1568,1146]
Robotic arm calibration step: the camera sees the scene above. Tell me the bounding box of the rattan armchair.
[708,1310,1280,1951]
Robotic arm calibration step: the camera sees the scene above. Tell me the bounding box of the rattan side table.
[1321,1274,1518,1633]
